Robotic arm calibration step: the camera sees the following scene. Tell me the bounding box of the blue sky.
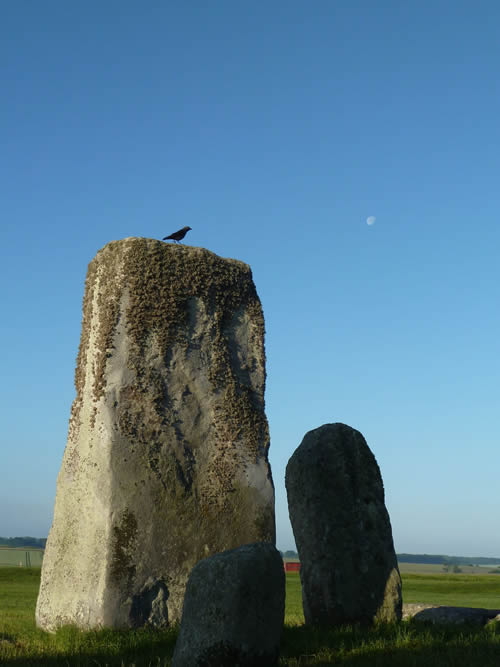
[1,1,499,557]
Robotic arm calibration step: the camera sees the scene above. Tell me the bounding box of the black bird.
[162,226,192,243]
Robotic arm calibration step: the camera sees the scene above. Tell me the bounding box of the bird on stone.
[162,226,192,243]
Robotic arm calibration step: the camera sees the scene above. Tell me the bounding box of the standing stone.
[285,423,401,626]
[172,542,285,667]
[36,238,275,631]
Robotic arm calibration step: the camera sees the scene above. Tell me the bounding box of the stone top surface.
[74,237,265,421]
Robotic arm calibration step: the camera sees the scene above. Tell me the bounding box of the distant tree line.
[280,552,500,564]
[1,541,498,565]
[397,553,500,566]
[0,536,46,549]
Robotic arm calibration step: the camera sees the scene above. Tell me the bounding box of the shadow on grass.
[2,621,500,666]
[280,620,500,666]
[0,625,178,667]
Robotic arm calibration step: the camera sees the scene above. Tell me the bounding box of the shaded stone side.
[36,238,275,631]
[172,542,285,667]
[285,423,401,626]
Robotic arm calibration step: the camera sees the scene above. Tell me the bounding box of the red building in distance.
[284,561,301,572]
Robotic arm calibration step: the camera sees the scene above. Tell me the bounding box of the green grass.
[284,571,304,625]
[279,622,500,666]
[398,561,500,576]
[0,547,44,568]
[0,568,177,666]
[2,568,500,666]
[402,573,500,608]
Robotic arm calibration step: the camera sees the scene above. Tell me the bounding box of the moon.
[366,216,376,226]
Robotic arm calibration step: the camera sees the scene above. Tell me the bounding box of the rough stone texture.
[172,542,285,667]
[285,422,402,626]
[36,238,275,631]
[403,603,500,625]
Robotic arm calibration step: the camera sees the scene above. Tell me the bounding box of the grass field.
[398,561,500,576]
[402,573,500,609]
[2,568,500,666]
[0,547,44,568]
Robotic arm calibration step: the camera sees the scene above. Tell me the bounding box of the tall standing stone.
[36,238,275,631]
[285,423,401,626]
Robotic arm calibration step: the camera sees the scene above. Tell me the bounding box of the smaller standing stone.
[285,423,402,626]
[172,542,285,667]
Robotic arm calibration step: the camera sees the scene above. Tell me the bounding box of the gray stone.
[404,603,500,625]
[172,542,285,667]
[285,422,402,626]
[36,238,275,631]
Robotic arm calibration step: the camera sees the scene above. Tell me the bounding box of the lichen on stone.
[73,239,268,459]
[110,508,138,585]
[38,237,275,631]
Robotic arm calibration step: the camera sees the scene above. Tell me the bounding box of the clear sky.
[2,1,499,557]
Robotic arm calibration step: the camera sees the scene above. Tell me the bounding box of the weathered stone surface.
[172,542,285,667]
[403,603,500,625]
[36,238,275,631]
[285,422,402,626]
